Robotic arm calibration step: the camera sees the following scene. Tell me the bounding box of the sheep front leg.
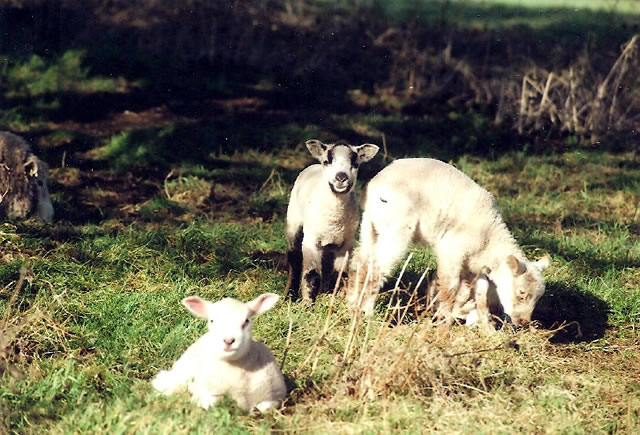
[152,359,193,396]
[255,400,280,413]
[188,382,220,409]
[301,238,322,303]
[473,267,493,332]
[433,258,464,326]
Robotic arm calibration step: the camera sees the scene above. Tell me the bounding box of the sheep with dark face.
[0,132,54,222]
[285,139,379,302]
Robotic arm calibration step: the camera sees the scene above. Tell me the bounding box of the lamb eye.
[209,319,214,324]
[243,318,250,327]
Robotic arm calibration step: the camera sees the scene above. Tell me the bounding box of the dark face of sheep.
[305,139,379,194]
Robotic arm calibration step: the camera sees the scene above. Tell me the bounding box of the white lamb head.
[495,255,551,326]
[305,139,379,194]
[182,293,280,361]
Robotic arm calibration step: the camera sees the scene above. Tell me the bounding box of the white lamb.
[285,139,379,302]
[151,293,287,412]
[348,158,550,326]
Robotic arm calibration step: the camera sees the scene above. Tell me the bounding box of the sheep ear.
[247,293,279,317]
[182,296,209,319]
[534,255,551,272]
[355,143,379,163]
[305,139,327,160]
[23,156,39,178]
[506,255,526,277]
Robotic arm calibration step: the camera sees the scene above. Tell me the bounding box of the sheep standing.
[0,132,54,222]
[152,293,286,412]
[285,139,379,302]
[348,158,550,326]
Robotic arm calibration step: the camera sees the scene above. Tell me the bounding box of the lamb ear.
[506,255,526,277]
[182,296,209,319]
[23,156,39,178]
[355,143,379,163]
[534,255,551,272]
[305,139,327,160]
[247,293,280,317]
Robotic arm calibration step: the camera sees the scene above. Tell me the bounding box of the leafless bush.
[516,35,640,141]
[371,25,490,104]
[372,26,640,141]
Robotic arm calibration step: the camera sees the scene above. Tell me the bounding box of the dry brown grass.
[0,267,74,380]
[269,260,640,432]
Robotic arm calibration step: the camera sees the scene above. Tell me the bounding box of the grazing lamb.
[347,158,550,326]
[152,293,286,412]
[0,132,54,222]
[285,139,379,302]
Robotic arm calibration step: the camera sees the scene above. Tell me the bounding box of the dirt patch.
[53,105,193,140]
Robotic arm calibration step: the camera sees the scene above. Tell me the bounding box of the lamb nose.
[224,338,235,345]
[336,172,348,182]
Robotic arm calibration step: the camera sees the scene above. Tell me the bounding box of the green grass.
[1,50,128,99]
[1,1,640,432]
[364,0,640,28]
[2,142,640,432]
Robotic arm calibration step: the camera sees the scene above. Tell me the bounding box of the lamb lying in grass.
[285,139,379,302]
[152,293,286,412]
[348,158,550,326]
[0,132,54,222]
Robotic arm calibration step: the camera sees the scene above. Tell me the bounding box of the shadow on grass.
[532,282,608,344]
[375,268,609,343]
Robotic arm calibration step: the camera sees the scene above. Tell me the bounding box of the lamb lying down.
[152,293,287,412]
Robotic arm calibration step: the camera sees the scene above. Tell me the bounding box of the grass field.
[2,1,640,433]
[2,123,639,432]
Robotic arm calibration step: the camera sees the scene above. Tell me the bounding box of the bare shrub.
[516,35,640,141]
[371,25,490,104]
[371,26,640,142]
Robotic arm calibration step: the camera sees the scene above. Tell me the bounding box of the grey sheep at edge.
[0,132,54,222]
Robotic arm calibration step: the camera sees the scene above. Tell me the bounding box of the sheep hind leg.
[346,213,376,309]
[432,262,464,327]
[285,227,303,300]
